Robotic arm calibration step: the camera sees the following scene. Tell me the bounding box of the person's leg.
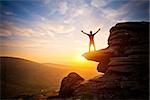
[93,41,96,51]
[89,42,91,52]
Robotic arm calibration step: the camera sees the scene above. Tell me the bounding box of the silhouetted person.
[81,28,100,52]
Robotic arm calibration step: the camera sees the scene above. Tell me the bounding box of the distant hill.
[43,63,72,69]
[1,56,99,99]
[1,56,69,98]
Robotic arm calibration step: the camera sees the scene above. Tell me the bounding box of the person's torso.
[88,35,94,41]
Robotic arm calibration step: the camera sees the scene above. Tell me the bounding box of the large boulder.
[59,72,84,98]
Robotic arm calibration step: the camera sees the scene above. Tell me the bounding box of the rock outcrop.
[59,22,149,99]
[59,72,84,98]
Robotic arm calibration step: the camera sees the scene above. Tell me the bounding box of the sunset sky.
[0,0,149,66]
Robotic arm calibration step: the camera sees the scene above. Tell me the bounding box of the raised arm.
[93,28,101,35]
[81,30,89,35]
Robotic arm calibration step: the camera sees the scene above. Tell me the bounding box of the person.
[81,28,100,52]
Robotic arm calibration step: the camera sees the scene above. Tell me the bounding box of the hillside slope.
[1,57,68,98]
[1,56,99,99]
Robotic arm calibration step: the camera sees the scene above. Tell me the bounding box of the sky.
[0,0,149,66]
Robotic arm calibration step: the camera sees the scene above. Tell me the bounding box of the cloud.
[100,7,128,20]
[3,11,16,16]
[0,23,34,37]
[42,0,53,5]
[63,2,93,25]
[48,23,75,34]
[57,1,68,14]
[1,19,56,38]
[73,6,92,17]
[36,19,75,34]
[0,28,12,37]
[97,0,149,21]
[91,0,111,8]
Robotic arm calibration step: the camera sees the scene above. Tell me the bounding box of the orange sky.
[1,0,148,67]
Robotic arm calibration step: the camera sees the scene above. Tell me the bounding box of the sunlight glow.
[79,55,86,61]
[74,54,87,62]
[90,45,96,52]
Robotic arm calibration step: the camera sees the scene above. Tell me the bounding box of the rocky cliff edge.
[59,22,149,100]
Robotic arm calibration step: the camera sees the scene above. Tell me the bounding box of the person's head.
[90,31,92,34]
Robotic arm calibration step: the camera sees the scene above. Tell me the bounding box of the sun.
[75,54,87,62]
[79,55,86,61]
[74,49,87,63]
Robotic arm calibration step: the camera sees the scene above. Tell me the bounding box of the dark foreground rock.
[59,72,84,98]
[59,22,149,99]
